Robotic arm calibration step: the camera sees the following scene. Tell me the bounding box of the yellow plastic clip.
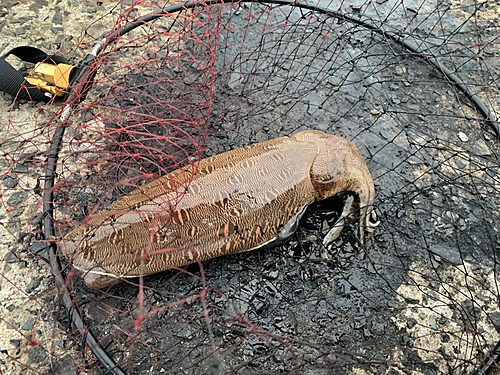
[25,62,76,97]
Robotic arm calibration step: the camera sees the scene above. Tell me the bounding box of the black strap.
[0,46,70,102]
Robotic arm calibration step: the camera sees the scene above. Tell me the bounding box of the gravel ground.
[1,0,500,374]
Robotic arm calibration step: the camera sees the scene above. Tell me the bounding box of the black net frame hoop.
[19,0,497,374]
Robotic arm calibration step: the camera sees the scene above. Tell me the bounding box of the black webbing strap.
[0,46,70,102]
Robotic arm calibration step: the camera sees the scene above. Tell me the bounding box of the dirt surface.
[1,0,500,374]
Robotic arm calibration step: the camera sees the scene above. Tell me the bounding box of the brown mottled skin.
[60,130,375,288]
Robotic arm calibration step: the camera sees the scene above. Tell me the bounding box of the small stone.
[29,241,49,255]
[11,16,31,24]
[370,353,386,367]
[2,175,18,188]
[6,190,28,207]
[51,27,64,34]
[405,297,420,305]
[29,3,43,10]
[457,132,468,142]
[441,334,450,343]
[406,317,417,329]
[3,250,19,263]
[21,317,36,331]
[9,339,21,348]
[6,304,15,312]
[488,312,500,331]
[26,346,46,365]
[7,319,20,329]
[438,316,448,325]
[26,279,41,294]
[372,322,385,335]
[428,316,438,330]
[56,339,65,348]
[172,324,194,339]
[430,281,440,289]
[387,299,403,308]
[268,270,279,279]
[455,159,466,169]
[52,12,63,25]
[2,0,19,7]
[476,293,491,302]
[354,316,367,329]
[12,164,28,173]
[12,204,26,217]
[86,304,108,325]
[474,139,491,156]
[14,27,25,36]
[432,197,443,207]
[52,355,77,375]
[430,244,462,265]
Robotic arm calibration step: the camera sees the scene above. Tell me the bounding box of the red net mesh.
[1,0,499,374]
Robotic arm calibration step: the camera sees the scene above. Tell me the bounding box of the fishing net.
[0,0,499,374]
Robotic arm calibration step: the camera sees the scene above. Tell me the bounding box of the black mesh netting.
[0,0,499,374]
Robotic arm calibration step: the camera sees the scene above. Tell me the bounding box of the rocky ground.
[1,0,500,374]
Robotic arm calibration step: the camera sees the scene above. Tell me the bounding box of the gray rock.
[29,3,44,11]
[7,319,19,329]
[26,346,46,365]
[52,355,77,375]
[52,11,63,25]
[6,190,28,207]
[86,304,108,325]
[428,316,438,330]
[488,311,500,331]
[11,16,30,24]
[9,206,25,217]
[3,250,19,263]
[9,339,21,348]
[429,244,462,265]
[2,0,19,7]
[21,317,36,331]
[372,322,385,335]
[26,279,41,294]
[406,317,417,329]
[267,270,279,279]
[405,297,420,305]
[172,324,195,339]
[12,164,28,174]
[51,27,64,34]
[474,139,491,156]
[55,339,65,348]
[29,241,49,255]
[14,27,25,36]
[2,175,18,188]
[406,103,420,111]
[439,316,448,325]
[455,159,466,169]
